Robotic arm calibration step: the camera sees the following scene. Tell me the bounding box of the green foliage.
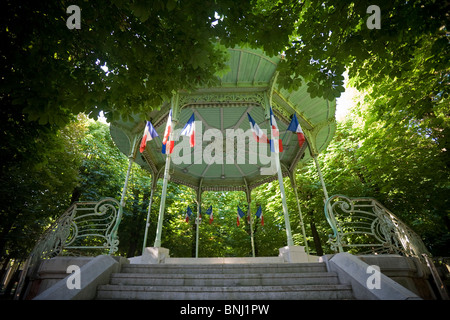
[75,120,128,202]
[1,1,448,262]
[3,1,446,127]
[0,106,85,260]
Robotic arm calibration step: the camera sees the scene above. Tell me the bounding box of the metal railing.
[31,198,121,259]
[324,195,431,260]
[15,198,120,299]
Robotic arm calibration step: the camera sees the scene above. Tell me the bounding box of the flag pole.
[195,206,200,258]
[195,181,203,258]
[154,107,176,248]
[289,172,310,255]
[244,179,255,258]
[268,105,294,247]
[142,177,157,254]
[248,203,256,257]
[274,151,294,247]
[110,134,138,254]
[154,150,172,248]
[312,153,329,200]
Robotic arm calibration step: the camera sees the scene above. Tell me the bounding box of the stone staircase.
[96,262,354,300]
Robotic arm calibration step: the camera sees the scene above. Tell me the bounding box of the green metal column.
[244,179,255,257]
[154,95,179,248]
[289,172,310,255]
[248,202,255,257]
[274,153,294,247]
[313,154,329,200]
[142,175,157,254]
[263,91,294,247]
[195,180,203,258]
[154,143,172,248]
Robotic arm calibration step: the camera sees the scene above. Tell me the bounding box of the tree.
[293,93,450,256]
[73,120,128,202]
[0,107,84,262]
[348,101,450,256]
[0,0,230,126]
[2,1,447,127]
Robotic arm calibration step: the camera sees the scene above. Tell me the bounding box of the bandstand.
[109,46,336,261]
[19,47,439,301]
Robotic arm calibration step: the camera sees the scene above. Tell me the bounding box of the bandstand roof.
[110,47,336,192]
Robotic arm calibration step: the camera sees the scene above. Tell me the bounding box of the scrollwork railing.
[324,195,431,260]
[29,198,120,262]
[15,198,121,299]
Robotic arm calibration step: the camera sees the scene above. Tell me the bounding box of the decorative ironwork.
[324,195,431,260]
[29,198,120,262]
[15,198,121,299]
[178,92,266,108]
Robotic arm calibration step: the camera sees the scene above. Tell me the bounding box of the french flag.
[269,107,283,153]
[287,113,306,148]
[237,206,245,226]
[139,121,158,153]
[181,113,195,147]
[162,109,174,154]
[206,205,213,224]
[247,113,269,143]
[185,206,192,223]
[255,205,264,226]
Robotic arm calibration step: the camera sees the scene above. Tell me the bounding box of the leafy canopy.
[1,0,447,127]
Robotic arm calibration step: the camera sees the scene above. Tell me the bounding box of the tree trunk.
[126,188,141,258]
[309,212,324,256]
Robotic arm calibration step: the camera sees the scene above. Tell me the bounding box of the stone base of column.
[142,247,170,264]
[279,246,309,263]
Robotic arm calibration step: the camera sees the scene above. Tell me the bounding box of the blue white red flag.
[205,205,213,224]
[139,121,158,153]
[269,107,283,153]
[162,109,174,154]
[237,206,246,226]
[185,206,192,223]
[286,113,305,148]
[255,205,264,226]
[247,113,269,144]
[180,113,195,147]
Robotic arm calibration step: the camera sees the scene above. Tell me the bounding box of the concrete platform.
[128,246,319,264]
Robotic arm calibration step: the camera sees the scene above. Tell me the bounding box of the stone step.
[165,256,285,264]
[96,284,354,300]
[109,272,340,286]
[120,263,327,275]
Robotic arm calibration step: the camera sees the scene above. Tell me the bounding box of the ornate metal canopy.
[110,47,336,192]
